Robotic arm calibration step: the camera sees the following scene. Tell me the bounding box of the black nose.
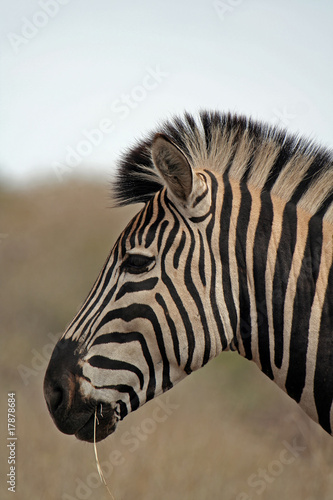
[44,338,87,435]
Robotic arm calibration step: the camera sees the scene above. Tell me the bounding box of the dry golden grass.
[1,181,332,500]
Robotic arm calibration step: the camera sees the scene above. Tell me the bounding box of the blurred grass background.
[1,180,332,500]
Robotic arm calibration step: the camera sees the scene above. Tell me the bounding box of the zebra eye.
[122,254,155,275]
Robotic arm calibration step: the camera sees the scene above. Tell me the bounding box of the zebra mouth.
[75,404,118,443]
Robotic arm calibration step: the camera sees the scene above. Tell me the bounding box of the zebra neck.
[225,179,294,376]
[234,182,281,379]
[227,176,329,391]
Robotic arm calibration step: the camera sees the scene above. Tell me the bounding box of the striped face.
[44,136,228,442]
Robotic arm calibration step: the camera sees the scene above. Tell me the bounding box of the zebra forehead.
[112,110,333,218]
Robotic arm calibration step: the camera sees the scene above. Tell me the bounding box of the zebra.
[44,111,333,444]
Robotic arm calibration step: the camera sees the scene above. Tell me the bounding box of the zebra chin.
[74,404,118,443]
[46,396,118,443]
[44,338,119,443]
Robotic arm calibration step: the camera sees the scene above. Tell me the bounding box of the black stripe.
[308,216,324,284]
[92,331,156,401]
[235,184,252,359]
[88,356,144,390]
[95,384,140,412]
[115,277,158,301]
[205,171,228,350]
[173,231,186,270]
[155,293,181,365]
[157,220,169,251]
[253,191,274,379]
[116,399,128,420]
[219,174,238,340]
[285,216,323,402]
[198,231,206,287]
[131,205,146,247]
[263,134,295,191]
[318,191,333,219]
[82,374,139,412]
[189,210,212,224]
[144,194,166,248]
[314,263,333,434]
[290,151,331,206]
[272,203,297,368]
[121,214,139,258]
[192,183,208,208]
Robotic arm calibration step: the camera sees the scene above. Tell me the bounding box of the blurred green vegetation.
[1,181,332,500]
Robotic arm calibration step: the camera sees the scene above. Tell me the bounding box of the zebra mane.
[112,111,333,222]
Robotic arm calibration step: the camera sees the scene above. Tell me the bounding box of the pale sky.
[1,0,332,187]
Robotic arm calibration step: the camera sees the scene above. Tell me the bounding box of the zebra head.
[45,111,333,441]
[44,133,227,442]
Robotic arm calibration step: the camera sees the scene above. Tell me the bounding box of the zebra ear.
[151,134,193,202]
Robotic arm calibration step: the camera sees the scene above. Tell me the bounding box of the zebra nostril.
[44,338,82,419]
[44,374,67,416]
[44,367,75,418]
[47,385,63,414]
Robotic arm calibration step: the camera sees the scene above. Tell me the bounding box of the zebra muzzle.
[43,338,118,442]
